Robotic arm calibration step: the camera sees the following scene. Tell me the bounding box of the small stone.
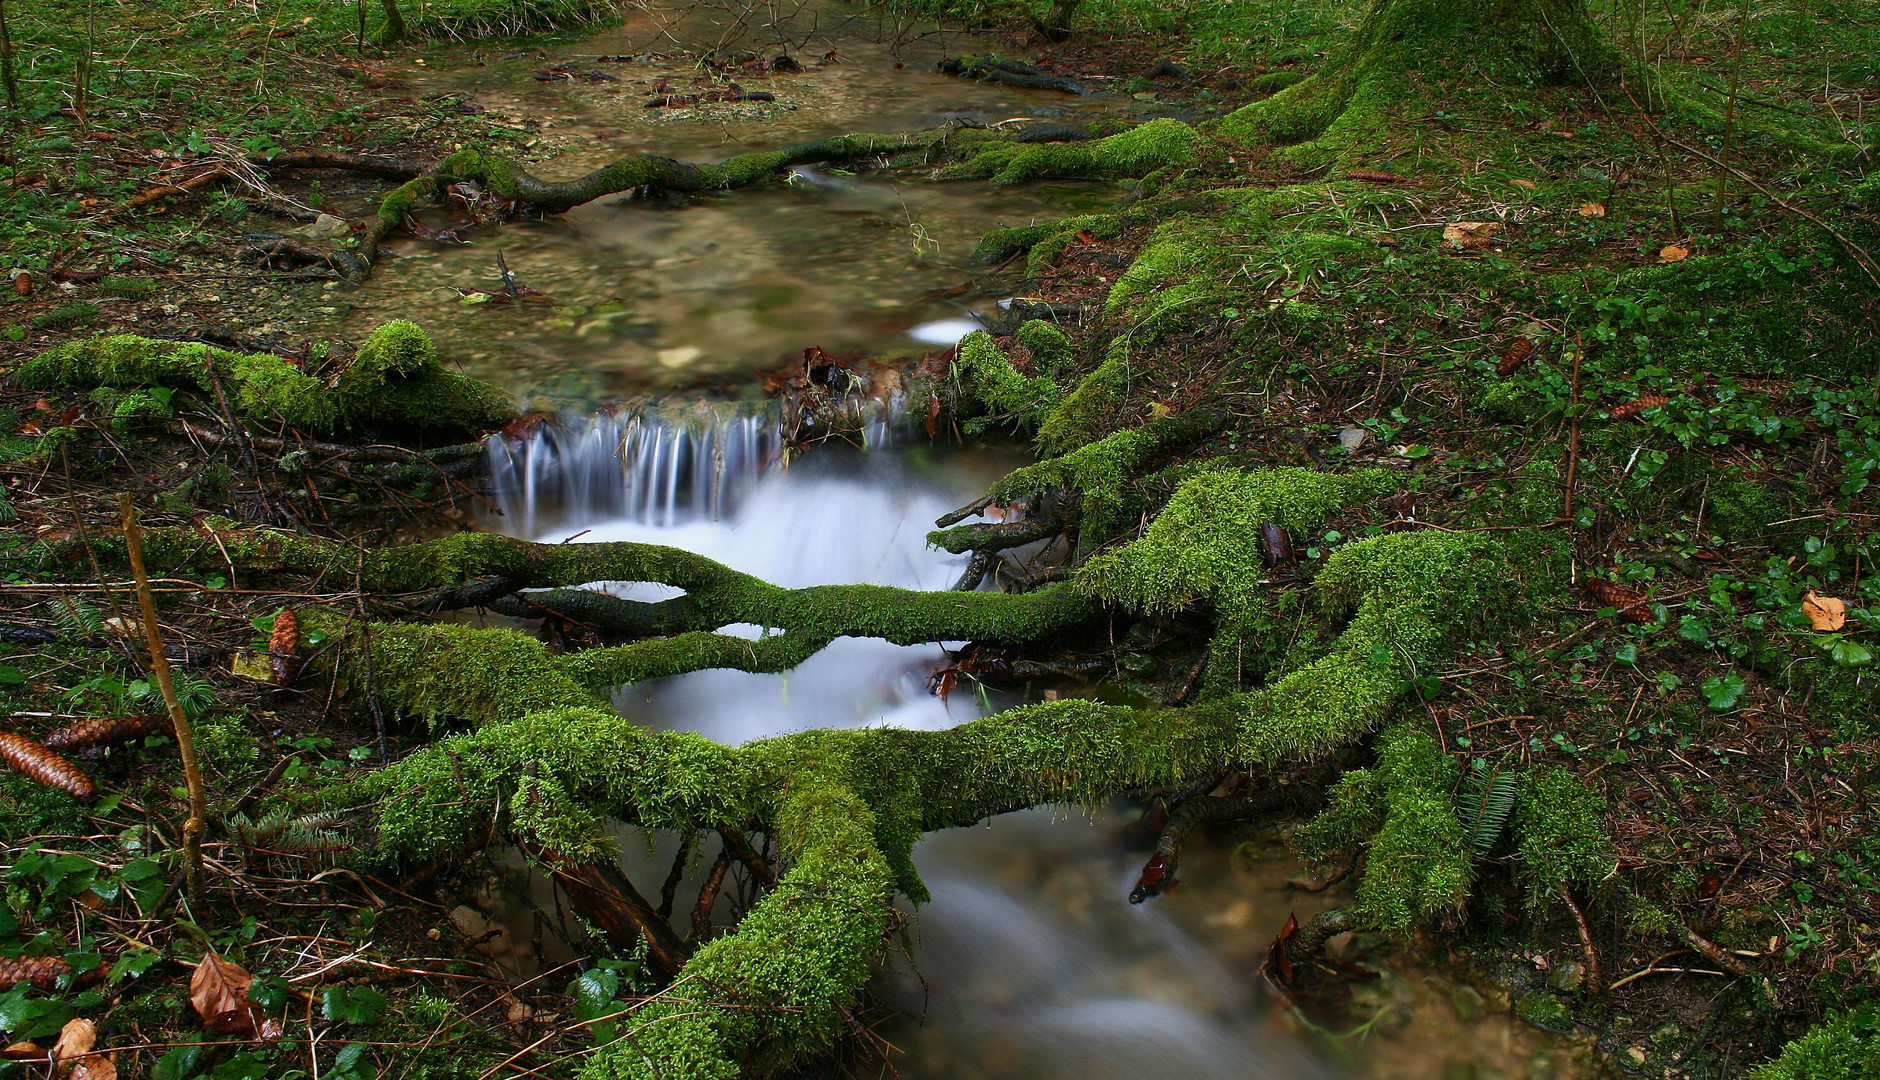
[295,213,352,240]
[656,345,702,368]
[1450,985,1485,1021]
[1339,426,1369,451]
[1547,960,1584,992]
[1626,1047,1648,1065]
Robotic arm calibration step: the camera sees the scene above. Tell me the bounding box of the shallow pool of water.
[336,6,1128,399]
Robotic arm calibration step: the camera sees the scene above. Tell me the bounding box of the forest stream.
[4,0,1874,1076]
[411,17,1586,1075]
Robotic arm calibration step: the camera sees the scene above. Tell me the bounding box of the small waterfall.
[488,396,917,539]
[487,404,782,539]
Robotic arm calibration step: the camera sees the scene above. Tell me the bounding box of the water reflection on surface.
[337,8,1124,399]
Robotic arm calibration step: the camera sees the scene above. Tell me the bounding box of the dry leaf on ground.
[1659,243,1691,262]
[1803,591,1847,632]
[2,1042,43,1061]
[52,1018,96,1073]
[1510,179,1537,190]
[1579,202,1606,217]
[190,953,260,1034]
[73,1056,118,1080]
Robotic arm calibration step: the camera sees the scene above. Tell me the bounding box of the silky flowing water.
[371,8,1592,1076]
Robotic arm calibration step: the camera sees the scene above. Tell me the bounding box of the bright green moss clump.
[1036,344,1129,454]
[953,330,1063,432]
[980,410,1222,544]
[1290,726,1473,932]
[1513,767,1615,907]
[944,118,1198,186]
[1213,0,1615,169]
[1751,1008,1880,1080]
[16,320,513,434]
[1077,467,1403,618]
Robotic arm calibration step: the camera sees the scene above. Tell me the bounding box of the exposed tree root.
[251,129,998,281]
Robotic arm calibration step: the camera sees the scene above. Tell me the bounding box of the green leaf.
[248,976,288,1011]
[110,949,162,984]
[322,985,388,1025]
[1701,674,1746,711]
[153,1044,204,1080]
[568,969,618,1021]
[211,1050,273,1080]
[0,665,24,685]
[1823,637,1874,668]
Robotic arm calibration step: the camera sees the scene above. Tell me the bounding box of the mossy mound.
[15,321,515,434]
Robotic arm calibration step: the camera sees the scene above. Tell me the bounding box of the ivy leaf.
[1701,675,1746,711]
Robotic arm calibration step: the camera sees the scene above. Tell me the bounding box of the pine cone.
[0,955,73,992]
[268,608,299,686]
[1609,395,1671,420]
[0,732,97,801]
[1496,338,1535,376]
[1585,580,1655,624]
[42,715,174,752]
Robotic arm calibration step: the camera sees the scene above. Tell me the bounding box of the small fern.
[225,809,350,856]
[51,597,103,640]
[1458,760,1518,859]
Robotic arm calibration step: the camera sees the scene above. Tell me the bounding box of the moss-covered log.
[16,321,513,435]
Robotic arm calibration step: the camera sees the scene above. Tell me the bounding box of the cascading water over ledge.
[486,397,912,540]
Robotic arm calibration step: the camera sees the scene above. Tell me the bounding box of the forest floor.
[3,0,1879,1078]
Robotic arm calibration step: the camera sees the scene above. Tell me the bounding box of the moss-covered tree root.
[16,321,513,435]
[54,524,1100,701]
[327,515,1509,1078]
[273,128,998,281]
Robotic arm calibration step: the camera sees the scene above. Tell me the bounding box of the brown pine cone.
[0,955,73,992]
[42,715,174,751]
[268,608,299,686]
[1609,395,1672,420]
[0,732,97,801]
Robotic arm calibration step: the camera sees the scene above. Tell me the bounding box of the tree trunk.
[1218,0,1617,167]
[378,0,409,43]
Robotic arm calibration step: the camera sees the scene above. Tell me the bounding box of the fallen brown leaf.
[1510,179,1538,191]
[73,1056,117,1080]
[1659,243,1691,262]
[1803,591,1847,632]
[2,1042,44,1061]
[189,953,260,1034]
[52,1018,95,1073]
[1579,202,1606,218]
[12,272,29,296]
